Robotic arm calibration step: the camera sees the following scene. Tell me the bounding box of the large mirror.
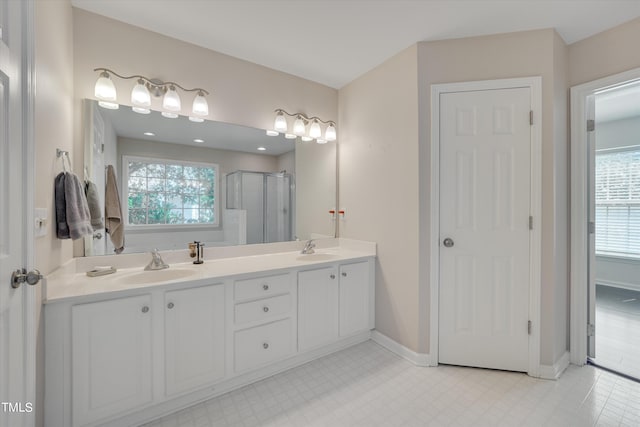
[83,99,336,256]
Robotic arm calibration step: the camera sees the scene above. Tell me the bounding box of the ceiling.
[71,0,640,89]
[596,81,640,123]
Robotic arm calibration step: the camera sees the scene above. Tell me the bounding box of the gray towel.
[85,180,105,230]
[105,165,124,254]
[55,172,70,239]
[64,172,93,240]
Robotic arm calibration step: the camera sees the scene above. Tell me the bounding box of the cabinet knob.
[342,272,347,277]
[263,306,269,313]
[330,274,335,280]
[262,284,269,291]
[167,302,174,309]
[141,306,149,313]
[263,342,269,349]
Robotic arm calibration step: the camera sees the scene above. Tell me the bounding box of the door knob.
[443,238,454,248]
[11,269,42,289]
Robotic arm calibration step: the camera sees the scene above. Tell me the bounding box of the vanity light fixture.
[270,109,337,143]
[93,68,210,119]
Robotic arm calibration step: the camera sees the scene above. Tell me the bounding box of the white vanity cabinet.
[164,284,226,396]
[45,251,375,427]
[71,295,153,427]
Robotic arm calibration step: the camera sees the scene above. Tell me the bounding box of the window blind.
[595,148,640,257]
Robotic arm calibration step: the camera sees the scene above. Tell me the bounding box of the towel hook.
[56,149,72,173]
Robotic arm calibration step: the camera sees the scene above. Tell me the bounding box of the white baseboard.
[538,351,570,380]
[371,330,431,367]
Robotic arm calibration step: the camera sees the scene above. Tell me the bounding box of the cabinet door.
[165,284,225,396]
[339,261,372,337]
[298,266,339,352]
[72,295,153,426]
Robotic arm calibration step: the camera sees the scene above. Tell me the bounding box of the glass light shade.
[94,72,116,101]
[316,138,327,144]
[284,133,296,139]
[325,124,337,141]
[189,116,205,123]
[163,86,181,111]
[309,120,322,138]
[132,106,150,114]
[293,116,306,136]
[192,92,209,116]
[266,130,279,136]
[274,112,288,132]
[98,101,119,110]
[161,111,178,119]
[131,79,151,107]
[301,136,313,142]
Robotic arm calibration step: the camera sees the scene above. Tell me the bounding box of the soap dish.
[86,267,117,277]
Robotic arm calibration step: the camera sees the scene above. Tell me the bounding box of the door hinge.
[529,216,533,230]
[528,320,532,335]
[588,221,595,234]
[587,119,595,132]
[587,323,595,336]
[529,110,533,125]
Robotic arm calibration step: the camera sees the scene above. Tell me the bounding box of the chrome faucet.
[301,239,316,254]
[144,249,169,271]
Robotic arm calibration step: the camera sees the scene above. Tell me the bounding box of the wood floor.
[592,284,640,380]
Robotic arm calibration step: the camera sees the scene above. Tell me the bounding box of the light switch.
[35,208,48,237]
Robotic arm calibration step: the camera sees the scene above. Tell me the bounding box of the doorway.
[430,78,542,376]
[570,68,640,378]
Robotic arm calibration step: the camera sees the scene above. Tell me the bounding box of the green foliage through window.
[125,157,217,226]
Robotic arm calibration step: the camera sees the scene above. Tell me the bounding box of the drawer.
[234,319,292,372]
[235,294,291,325]
[234,273,291,301]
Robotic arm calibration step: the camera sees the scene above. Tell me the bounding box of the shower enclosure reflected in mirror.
[83,99,336,256]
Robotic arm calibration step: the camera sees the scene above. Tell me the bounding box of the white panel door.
[0,2,32,426]
[165,284,226,396]
[72,295,153,426]
[439,87,531,372]
[298,266,339,352]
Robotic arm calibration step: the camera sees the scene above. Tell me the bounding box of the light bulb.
[266,130,279,136]
[325,123,337,141]
[274,111,288,132]
[94,71,116,101]
[189,116,205,123]
[163,85,181,111]
[316,138,327,144]
[301,136,313,142]
[131,79,151,107]
[284,133,296,139]
[161,111,178,119]
[98,101,119,110]
[293,115,306,136]
[309,119,322,138]
[132,107,150,114]
[192,91,209,116]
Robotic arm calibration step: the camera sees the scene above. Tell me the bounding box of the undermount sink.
[296,253,339,262]
[116,268,197,285]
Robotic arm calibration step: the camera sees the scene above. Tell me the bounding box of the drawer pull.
[141,306,149,313]
[342,272,347,277]
[263,342,269,349]
[167,302,174,309]
[262,284,269,291]
[263,306,269,313]
[330,274,335,280]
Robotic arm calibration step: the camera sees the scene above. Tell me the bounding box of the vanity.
[44,239,375,427]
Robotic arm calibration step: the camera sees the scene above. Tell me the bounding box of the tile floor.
[143,340,640,427]
[593,284,640,380]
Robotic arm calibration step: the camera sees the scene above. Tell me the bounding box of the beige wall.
[569,17,640,87]
[34,2,74,426]
[338,45,420,350]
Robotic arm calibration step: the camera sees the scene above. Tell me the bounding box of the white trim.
[595,279,640,293]
[22,1,36,426]
[569,67,640,366]
[539,351,570,380]
[429,77,542,377]
[370,331,431,367]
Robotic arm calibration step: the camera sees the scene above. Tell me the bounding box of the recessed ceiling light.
[143,132,155,136]
[194,138,204,143]
[266,130,279,136]
[257,147,266,151]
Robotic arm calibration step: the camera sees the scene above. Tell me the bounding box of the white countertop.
[44,238,376,303]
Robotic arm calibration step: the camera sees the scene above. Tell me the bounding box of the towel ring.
[56,149,72,173]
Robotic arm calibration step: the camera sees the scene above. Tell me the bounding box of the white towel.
[105,165,125,254]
